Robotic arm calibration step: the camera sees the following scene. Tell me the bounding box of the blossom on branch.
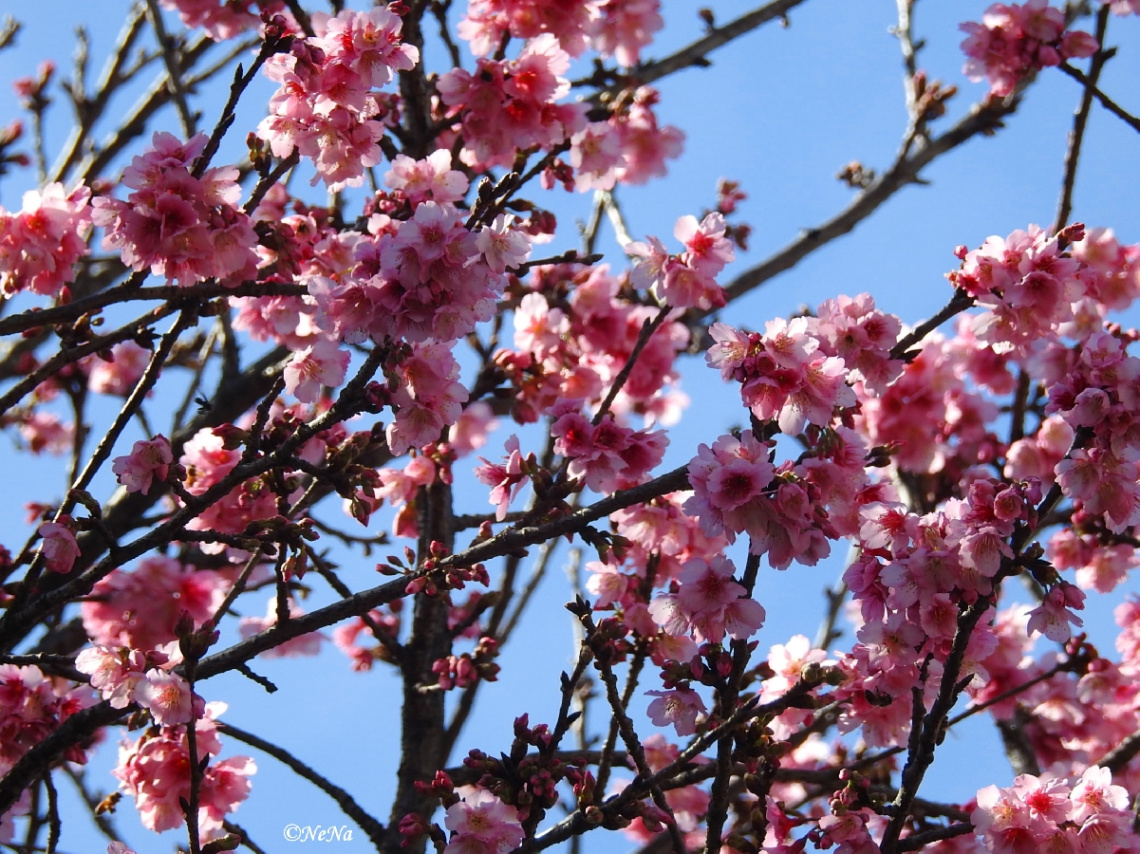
[960,1,1098,97]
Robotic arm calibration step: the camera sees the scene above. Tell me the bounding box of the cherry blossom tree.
[0,1,1139,853]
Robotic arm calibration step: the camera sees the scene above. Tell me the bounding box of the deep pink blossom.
[157,0,282,41]
[93,132,258,284]
[437,35,586,171]
[386,342,469,456]
[960,1,1098,97]
[87,341,151,396]
[0,181,91,297]
[475,435,528,521]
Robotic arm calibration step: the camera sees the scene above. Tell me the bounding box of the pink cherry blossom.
[1026,582,1086,642]
[384,150,469,204]
[474,435,528,521]
[37,518,80,574]
[386,341,470,456]
[960,1,1098,97]
[443,789,525,854]
[93,132,258,284]
[437,35,585,171]
[75,644,148,709]
[134,668,197,726]
[112,435,173,495]
[0,181,91,297]
[157,0,280,41]
[646,686,707,736]
[114,703,255,835]
[87,341,151,396]
[284,338,350,403]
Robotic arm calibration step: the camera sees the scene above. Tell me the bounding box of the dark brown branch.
[880,598,990,854]
[145,0,197,137]
[1054,6,1113,233]
[593,305,671,424]
[0,302,179,418]
[888,289,976,361]
[712,94,1023,311]
[598,0,810,99]
[384,479,454,854]
[1099,728,1140,775]
[896,822,975,852]
[436,465,691,572]
[1058,60,1140,134]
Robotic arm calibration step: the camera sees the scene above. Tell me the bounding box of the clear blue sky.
[1,1,1139,851]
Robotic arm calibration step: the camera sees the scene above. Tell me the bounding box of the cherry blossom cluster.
[550,405,666,493]
[459,0,663,67]
[442,788,525,854]
[0,181,91,297]
[857,331,1002,476]
[0,664,91,780]
[382,341,470,456]
[972,766,1131,854]
[158,0,283,41]
[706,299,901,436]
[684,425,875,570]
[949,224,1127,352]
[582,492,729,649]
[93,132,259,284]
[178,426,282,550]
[436,34,585,171]
[308,200,529,348]
[960,1,1098,97]
[975,604,1140,794]
[569,86,685,190]
[627,211,734,310]
[1044,329,1140,533]
[257,7,418,189]
[114,703,255,835]
[112,435,173,495]
[648,554,765,646]
[232,190,362,351]
[85,340,151,397]
[618,734,710,847]
[502,265,689,424]
[75,643,199,725]
[833,477,1052,747]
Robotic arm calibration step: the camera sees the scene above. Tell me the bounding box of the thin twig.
[219,723,386,848]
[1058,60,1140,134]
[145,0,197,136]
[1054,6,1113,233]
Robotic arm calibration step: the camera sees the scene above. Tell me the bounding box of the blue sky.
[2,1,1140,851]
